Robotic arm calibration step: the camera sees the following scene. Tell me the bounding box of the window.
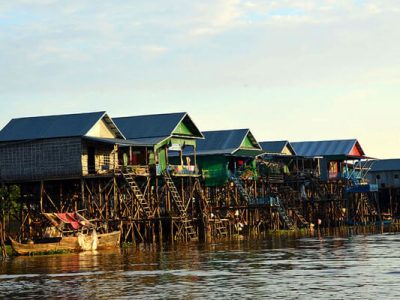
[395,174,399,179]
[376,175,381,180]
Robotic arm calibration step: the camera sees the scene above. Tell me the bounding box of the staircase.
[276,200,295,230]
[361,194,378,216]
[194,178,209,215]
[163,171,186,216]
[213,216,228,237]
[230,175,254,204]
[182,219,198,240]
[163,171,197,240]
[292,208,309,228]
[121,170,152,218]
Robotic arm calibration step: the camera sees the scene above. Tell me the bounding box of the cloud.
[1,0,398,95]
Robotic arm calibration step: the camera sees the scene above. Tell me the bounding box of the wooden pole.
[40,180,44,213]
[0,221,6,258]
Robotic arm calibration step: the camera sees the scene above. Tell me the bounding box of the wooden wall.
[0,137,82,182]
[81,141,118,175]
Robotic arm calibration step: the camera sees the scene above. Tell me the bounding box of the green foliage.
[0,185,21,216]
[28,249,73,256]
[0,245,13,257]
[121,242,133,248]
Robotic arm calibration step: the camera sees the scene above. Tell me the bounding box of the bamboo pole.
[0,221,6,258]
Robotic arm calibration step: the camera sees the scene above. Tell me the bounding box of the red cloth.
[56,213,81,230]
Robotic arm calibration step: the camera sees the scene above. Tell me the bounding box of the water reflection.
[2,227,400,299]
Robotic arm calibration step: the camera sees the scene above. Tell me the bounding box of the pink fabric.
[56,213,81,230]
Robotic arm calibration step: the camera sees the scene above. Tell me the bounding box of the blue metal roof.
[291,139,365,158]
[0,111,122,142]
[370,159,400,172]
[114,112,203,141]
[127,136,170,147]
[259,141,296,155]
[196,129,262,156]
[82,136,142,147]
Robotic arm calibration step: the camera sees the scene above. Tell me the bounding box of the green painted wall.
[154,137,197,172]
[198,156,229,187]
[241,135,255,148]
[158,148,167,171]
[173,121,193,136]
[170,137,196,147]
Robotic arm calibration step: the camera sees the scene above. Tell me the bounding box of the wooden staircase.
[276,200,295,230]
[292,208,309,228]
[163,171,197,240]
[362,194,378,216]
[182,219,198,240]
[163,171,187,216]
[121,170,152,218]
[230,175,254,204]
[214,217,228,237]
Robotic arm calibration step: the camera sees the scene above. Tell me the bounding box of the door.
[88,147,95,174]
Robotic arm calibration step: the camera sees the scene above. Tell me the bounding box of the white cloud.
[1,1,400,156]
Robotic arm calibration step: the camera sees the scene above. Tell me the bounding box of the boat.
[9,211,121,255]
[10,231,121,256]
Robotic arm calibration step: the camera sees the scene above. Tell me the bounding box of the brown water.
[1,228,400,299]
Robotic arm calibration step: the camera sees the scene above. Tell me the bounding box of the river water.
[1,227,400,299]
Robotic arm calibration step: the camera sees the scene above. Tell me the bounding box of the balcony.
[167,165,199,177]
[124,165,151,176]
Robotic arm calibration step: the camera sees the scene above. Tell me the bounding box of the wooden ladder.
[163,171,186,216]
[182,219,198,241]
[163,171,197,240]
[276,200,295,230]
[214,217,228,237]
[121,170,152,218]
[361,194,378,216]
[292,208,309,228]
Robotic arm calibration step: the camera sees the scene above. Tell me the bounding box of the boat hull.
[10,231,121,255]
[97,231,121,250]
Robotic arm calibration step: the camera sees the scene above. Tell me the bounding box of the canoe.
[10,231,121,256]
[97,231,121,250]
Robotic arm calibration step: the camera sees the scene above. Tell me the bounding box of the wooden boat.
[10,231,121,256]
[97,231,121,250]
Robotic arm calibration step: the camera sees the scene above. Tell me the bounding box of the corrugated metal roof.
[291,139,365,158]
[82,136,142,147]
[127,136,169,147]
[259,141,296,155]
[196,129,262,156]
[114,112,203,140]
[0,111,122,142]
[370,159,400,172]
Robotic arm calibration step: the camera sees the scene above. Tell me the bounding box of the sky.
[0,0,399,158]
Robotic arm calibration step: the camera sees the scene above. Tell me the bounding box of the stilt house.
[291,139,367,182]
[113,112,204,176]
[259,141,296,156]
[258,140,297,179]
[0,111,132,182]
[367,159,400,218]
[195,129,263,187]
[368,159,400,189]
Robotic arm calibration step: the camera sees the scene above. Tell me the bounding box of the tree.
[0,185,20,257]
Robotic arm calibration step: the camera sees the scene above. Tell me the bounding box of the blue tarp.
[346,184,379,193]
